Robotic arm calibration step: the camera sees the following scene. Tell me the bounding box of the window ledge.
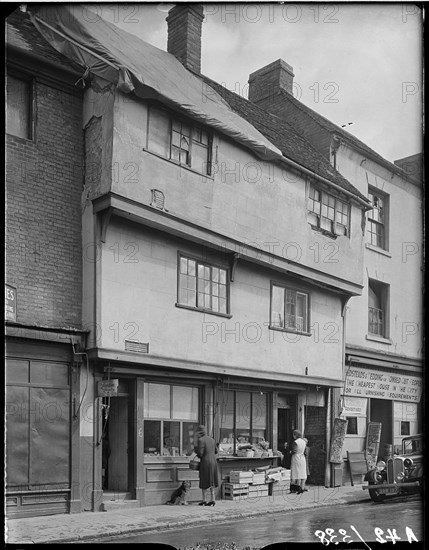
[268,325,311,337]
[142,147,214,179]
[365,334,392,345]
[365,243,391,257]
[175,303,232,318]
[308,223,342,240]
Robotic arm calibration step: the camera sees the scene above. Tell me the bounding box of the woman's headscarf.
[195,425,206,436]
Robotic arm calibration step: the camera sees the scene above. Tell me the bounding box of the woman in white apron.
[290,429,308,494]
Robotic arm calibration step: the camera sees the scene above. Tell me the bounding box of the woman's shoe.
[206,501,215,506]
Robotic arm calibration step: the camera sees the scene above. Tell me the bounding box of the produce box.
[229,471,254,484]
[222,482,249,501]
[280,469,291,480]
[248,484,269,497]
[251,473,266,485]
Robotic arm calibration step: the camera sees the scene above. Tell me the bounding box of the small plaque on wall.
[98,379,119,397]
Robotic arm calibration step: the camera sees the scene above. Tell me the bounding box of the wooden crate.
[229,471,253,484]
[251,473,266,485]
[222,482,249,500]
[248,484,269,498]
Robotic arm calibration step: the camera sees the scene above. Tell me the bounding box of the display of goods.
[266,472,282,482]
[253,450,263,458]
[237,449,254,458]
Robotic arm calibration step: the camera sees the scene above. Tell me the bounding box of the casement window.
[307,183,349,236]
[143,383,200,457]
[219,390,268,455]
[147,105,212,175]
[270,284,309,333]
[178,255,228,315]
[368,279,389,338]
[367,189,388,249]
[6,74,32,140]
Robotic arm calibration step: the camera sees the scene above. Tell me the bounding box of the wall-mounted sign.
[344,366,422,403]
[342,396,368,417]
[5,284,17,322]
[98,379,119,397]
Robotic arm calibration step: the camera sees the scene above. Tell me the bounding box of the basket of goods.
[189,452,200,470]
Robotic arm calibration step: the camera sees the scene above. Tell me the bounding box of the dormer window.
[147,104,212,175]
[307,182,349,237]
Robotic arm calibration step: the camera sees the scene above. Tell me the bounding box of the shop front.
[340,359,423,461]
[91,364,330,508]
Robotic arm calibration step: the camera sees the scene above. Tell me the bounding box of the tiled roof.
[274,88,415,181]
[6,9,81,74]
[199,75,369,203]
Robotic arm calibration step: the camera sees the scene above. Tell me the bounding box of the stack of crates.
[222,483,249,500]
[229,471,253,484]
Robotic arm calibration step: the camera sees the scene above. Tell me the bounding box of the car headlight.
[376,460,386,472]
[404,458,414,468]
[396,471,405,481]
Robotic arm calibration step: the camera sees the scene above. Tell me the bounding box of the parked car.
[363,434,423,502]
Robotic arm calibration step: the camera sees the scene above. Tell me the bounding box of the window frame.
[143,382,201,457]
[269,281,311,336]
[367,278,389,338]
[367,188,388,250]
[6,70,35,141]
[146,103,212,176]
[307,181,350,237]
[176,252,231,317]
[219,389,270,456]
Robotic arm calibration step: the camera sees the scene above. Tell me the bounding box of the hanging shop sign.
[344,366,422,403]
[5,284,17,322]
[98,379,119,397]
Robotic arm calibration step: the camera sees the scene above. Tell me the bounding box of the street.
[84,496,423,547]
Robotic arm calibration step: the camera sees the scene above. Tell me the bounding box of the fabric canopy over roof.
[28,5,283,162]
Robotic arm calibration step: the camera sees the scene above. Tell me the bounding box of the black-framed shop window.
[143,382,200,457]
[219,390,268,455]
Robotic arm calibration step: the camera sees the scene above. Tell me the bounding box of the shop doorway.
[102,397,129,492]
[277,394,296,469]
[370,398,393,459]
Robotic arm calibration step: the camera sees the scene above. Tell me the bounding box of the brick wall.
[6,80,83,329]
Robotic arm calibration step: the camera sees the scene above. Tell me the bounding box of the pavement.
[5,484,370,544]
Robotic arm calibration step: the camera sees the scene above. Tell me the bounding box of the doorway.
[277,394,296,468]
[370,398,393,459]
[103,397,129,492]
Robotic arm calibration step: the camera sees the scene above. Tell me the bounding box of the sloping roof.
[273,88,416,182]
[198,74,369,203]
[6,9,81,74]
[7,6,369,204]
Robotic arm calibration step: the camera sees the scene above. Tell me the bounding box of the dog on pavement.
[165,480,192,505]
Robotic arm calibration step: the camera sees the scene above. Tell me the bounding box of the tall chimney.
[248,59,295,103]
[166,4,204,74]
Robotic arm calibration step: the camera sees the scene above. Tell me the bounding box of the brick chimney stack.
[166,4,204,74]
[248,59,295,103]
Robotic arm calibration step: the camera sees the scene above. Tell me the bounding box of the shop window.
[400,421,410,436]
[219,390,268,455]
[143,383,199,457]
[6,74,33,140]
[346,417,358,435]
[307,182,349,236]
[368,279,389,338]
[270,284,309,334]
[147,104,212,175]
[178,255,229,315]
[367,189,388,250]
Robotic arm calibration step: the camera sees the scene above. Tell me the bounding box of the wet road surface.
[87,496,423,547]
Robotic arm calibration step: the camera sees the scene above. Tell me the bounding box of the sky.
[52,2,425,162]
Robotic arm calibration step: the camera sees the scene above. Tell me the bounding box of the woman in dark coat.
[194,425,219,506]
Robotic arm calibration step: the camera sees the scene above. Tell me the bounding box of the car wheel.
[368,484,387,503]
